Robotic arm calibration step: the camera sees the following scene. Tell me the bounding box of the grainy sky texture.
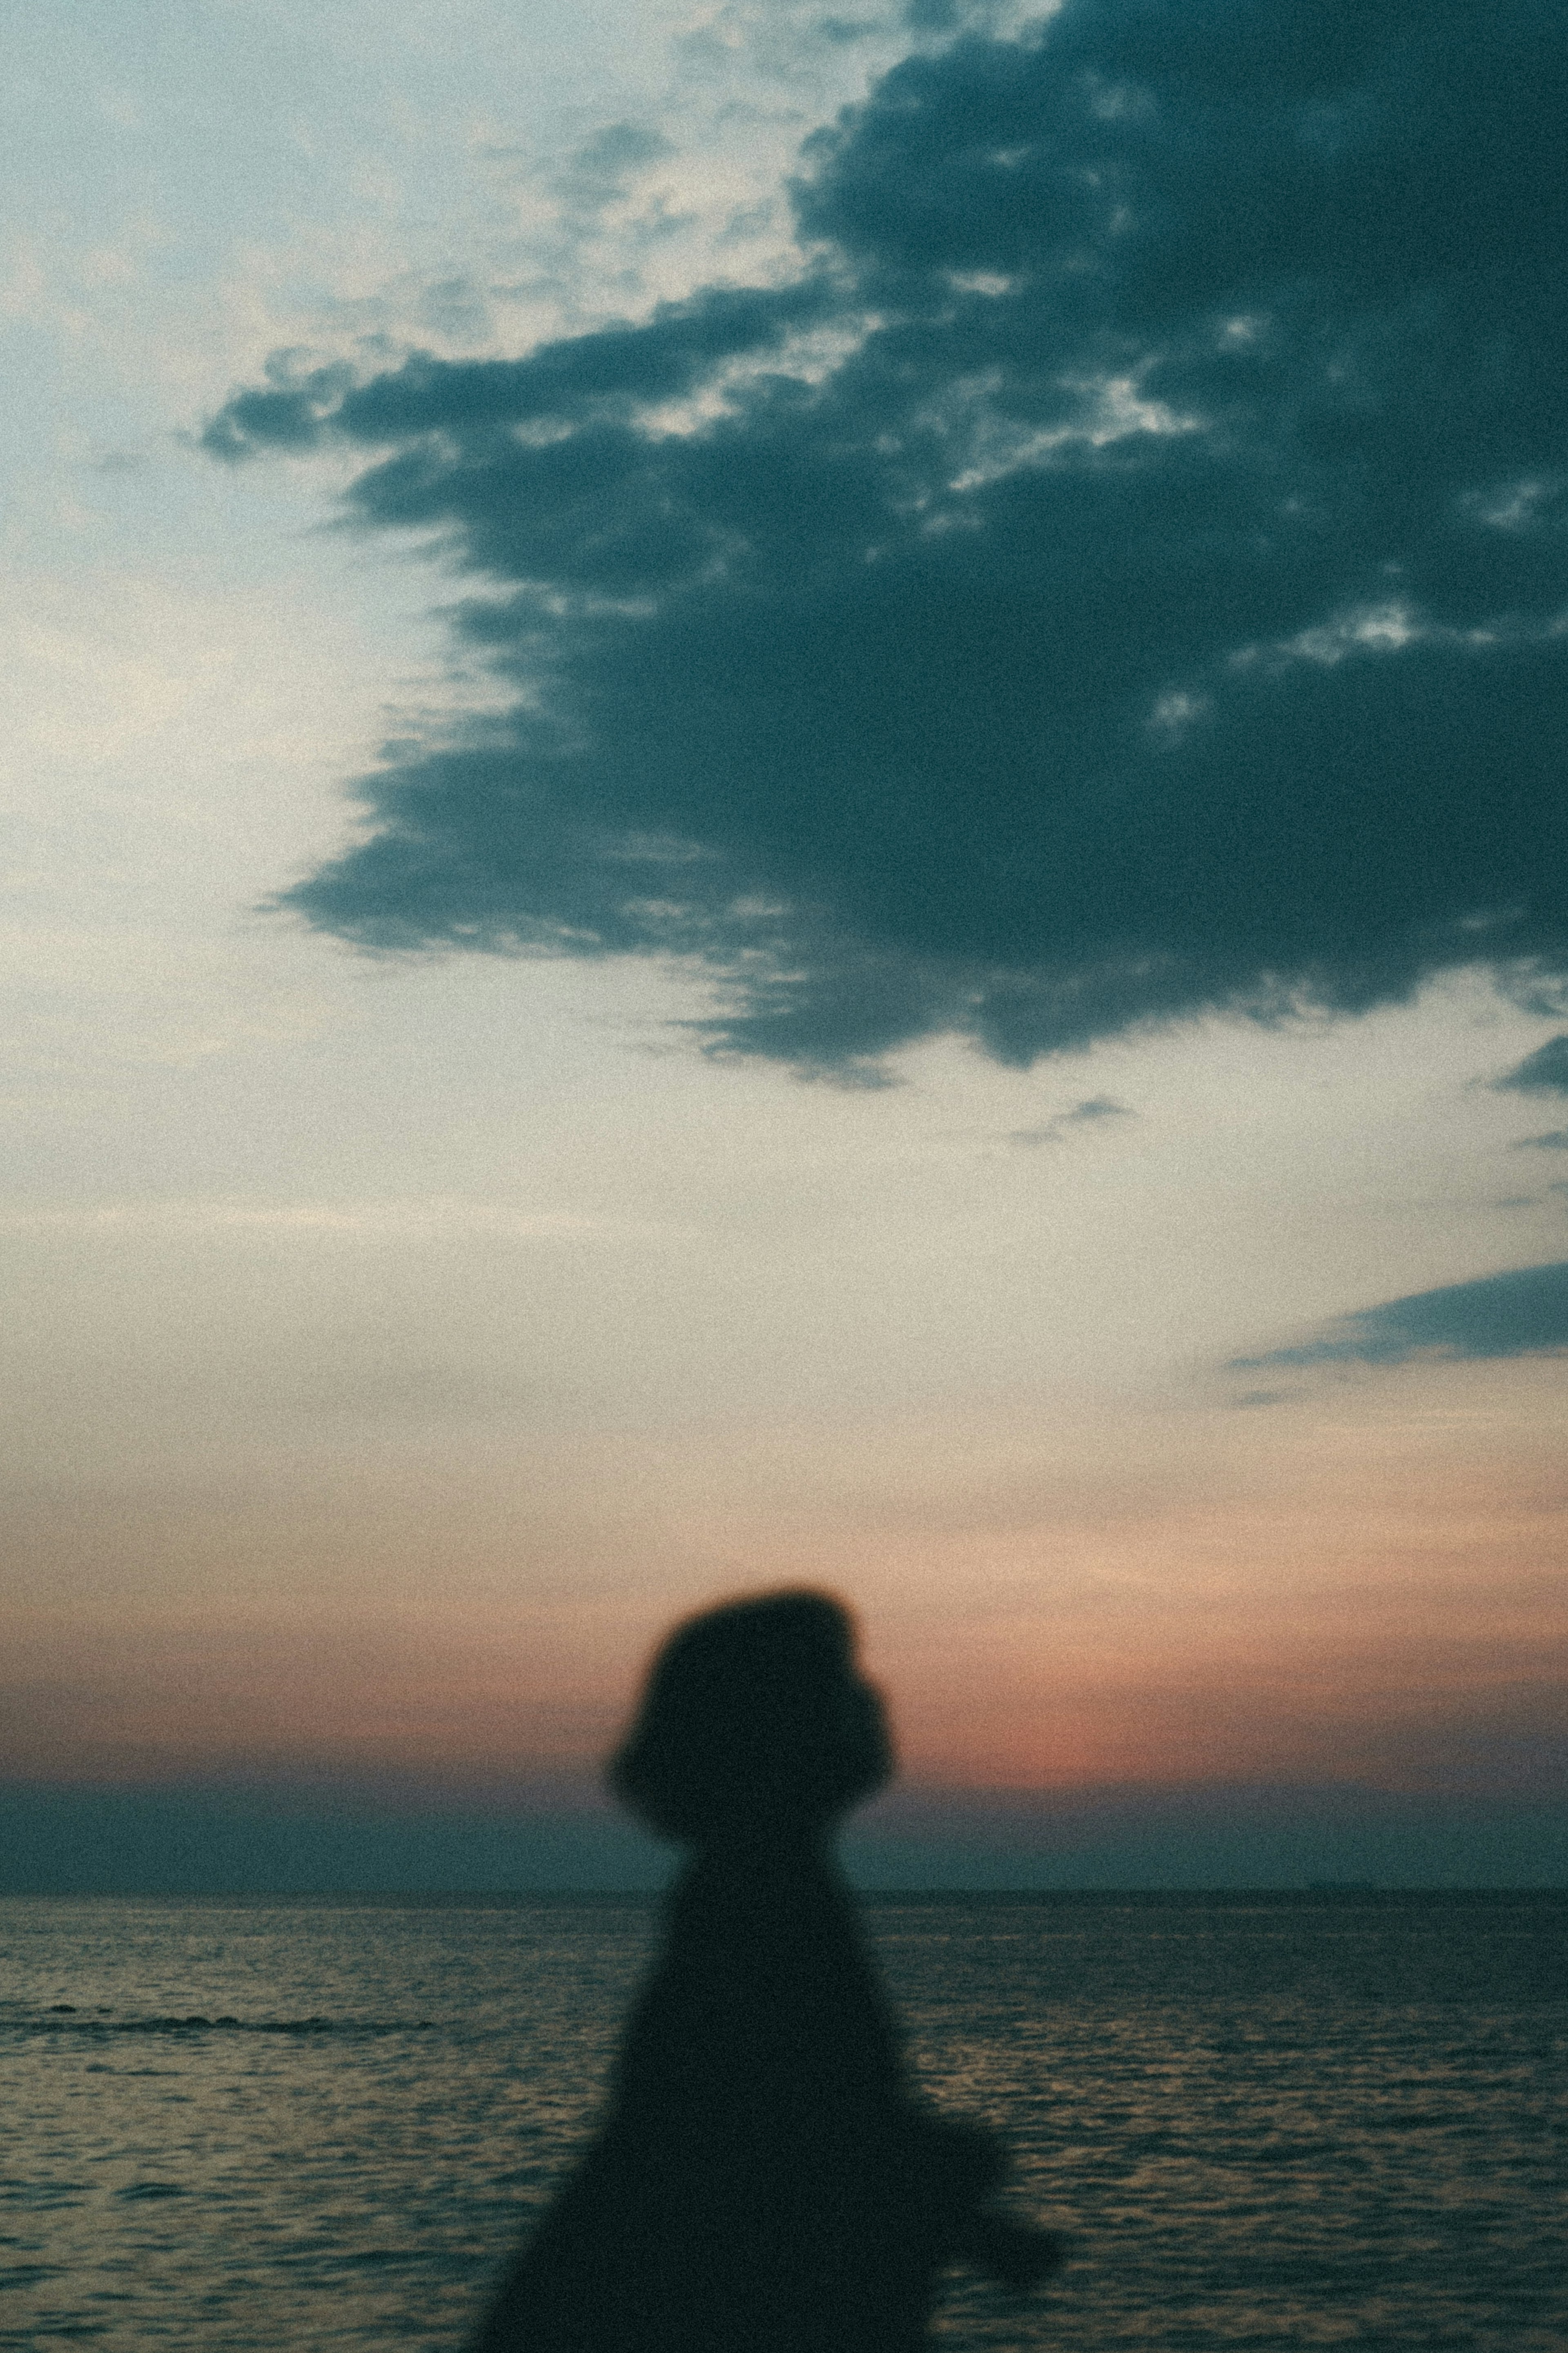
[4,0,1566,1888]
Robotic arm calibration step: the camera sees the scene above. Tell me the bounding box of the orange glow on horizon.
[9,1365,1564,1804]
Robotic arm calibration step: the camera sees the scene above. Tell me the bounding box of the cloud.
[1496,1034,1568,1097]
[208,0,1568,1073]
[1512,1130,1568,1152]
[1230,1260,1568,1374]
[1009,1093,1131,1145]
[552,121,681,235]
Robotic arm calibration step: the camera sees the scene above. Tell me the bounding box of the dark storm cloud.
[208,0,1568,1072]
[1495,1035,1568,1097]
[1230,1260,1568,1374]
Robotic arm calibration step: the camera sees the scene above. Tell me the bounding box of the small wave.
[19,2013,437,2037]
[116,2181,186,2201]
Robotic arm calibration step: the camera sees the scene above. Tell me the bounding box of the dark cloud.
[1230,1260,1568,1374]
[209,0,1568,1073]
[1512,1131,1568,1153]
[1495,1034,1568,1097]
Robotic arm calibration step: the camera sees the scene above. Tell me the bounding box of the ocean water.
[1,1891,1563,2351]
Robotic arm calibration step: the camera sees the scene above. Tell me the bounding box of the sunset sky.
[4,0,1566,1890]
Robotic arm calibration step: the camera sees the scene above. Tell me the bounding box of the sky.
[3,0,1566,1891]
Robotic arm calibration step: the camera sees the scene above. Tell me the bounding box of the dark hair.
[608,1590,891,1843]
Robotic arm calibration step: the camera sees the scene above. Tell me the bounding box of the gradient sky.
[4,0,1566,1889]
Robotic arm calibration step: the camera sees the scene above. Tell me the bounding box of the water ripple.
[0,1892,1563,2351]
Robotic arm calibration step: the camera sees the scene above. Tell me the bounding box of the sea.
[1,1890,1563,2351]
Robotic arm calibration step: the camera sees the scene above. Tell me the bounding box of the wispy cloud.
[208,1,1568,1074]
[1230,1260,1568,1375]
[1009,1095,1132,1147]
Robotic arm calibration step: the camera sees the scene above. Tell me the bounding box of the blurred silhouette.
[470,1590,1063,2351]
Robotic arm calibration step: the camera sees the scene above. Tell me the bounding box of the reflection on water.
[894,1898,1566,2350]
[2,1892,1564,2350]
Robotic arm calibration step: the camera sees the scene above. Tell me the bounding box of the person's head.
[608,1589,892,1846]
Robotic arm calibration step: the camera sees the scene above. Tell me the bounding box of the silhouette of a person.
[470,1590,1062,2351]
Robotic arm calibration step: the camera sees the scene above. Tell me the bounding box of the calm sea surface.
[1,1891,1563,2351]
